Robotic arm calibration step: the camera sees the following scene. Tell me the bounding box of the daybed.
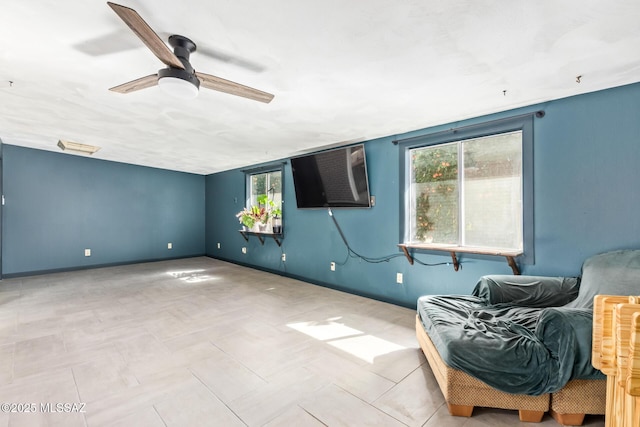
[416,249,640,425]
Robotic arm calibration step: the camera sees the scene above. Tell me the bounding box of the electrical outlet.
[281,253,286,262]
[167,242,172,249]
[84,249,91,257]
[242,247,247,254]
[330,262,336,271]
[217,242,221,249]
[396,273,403,284]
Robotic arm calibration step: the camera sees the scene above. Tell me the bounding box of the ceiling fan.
[106,2,274,103]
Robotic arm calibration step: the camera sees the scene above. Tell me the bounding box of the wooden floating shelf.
[239,230,283,247]
[398,244,521,275]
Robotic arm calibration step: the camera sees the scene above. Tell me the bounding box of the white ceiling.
[1,1,639,175]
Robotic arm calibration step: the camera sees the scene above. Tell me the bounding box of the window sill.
[398,243,521,274]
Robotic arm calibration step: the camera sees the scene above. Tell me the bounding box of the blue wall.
[205,82,640,308]
[2,145,205,276]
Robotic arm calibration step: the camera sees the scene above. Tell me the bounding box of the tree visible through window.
[249,170,282,210]
[408,131,523,252]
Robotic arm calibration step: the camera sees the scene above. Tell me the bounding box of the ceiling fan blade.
[107,2,184,70]
[195,72,274,103]
[109,74,158,94]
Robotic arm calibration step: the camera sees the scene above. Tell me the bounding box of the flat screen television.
[290,144,371,208]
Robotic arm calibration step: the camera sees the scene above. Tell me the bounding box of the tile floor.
[0,257,605,426]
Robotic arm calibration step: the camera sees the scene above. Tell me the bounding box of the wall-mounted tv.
[290,144,371,209]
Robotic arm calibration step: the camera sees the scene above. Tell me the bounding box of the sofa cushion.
[473,275,580,307]
[565,249,640,309]
[418,295,549,395]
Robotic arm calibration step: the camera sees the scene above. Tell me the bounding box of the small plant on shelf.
[271,206,282,234]
[236,205,268,229]
[236,194,279,231]
[257,194,275,211]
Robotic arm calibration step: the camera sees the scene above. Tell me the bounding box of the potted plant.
[236,194,281,233]
[236,207,254,230]
[271,206,282,234]
[256,194,273,232]
[236,205,267,231]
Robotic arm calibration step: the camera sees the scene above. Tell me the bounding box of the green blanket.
[417,294,603,395]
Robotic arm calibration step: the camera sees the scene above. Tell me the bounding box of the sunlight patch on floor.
[327,334,405,364]
[287,321,362,341]
[287,318,405,363]
[166,269,215,283]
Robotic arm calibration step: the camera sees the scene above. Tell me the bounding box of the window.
[244,165,284,230]
[248,169,282,208]
[401,114,533,260]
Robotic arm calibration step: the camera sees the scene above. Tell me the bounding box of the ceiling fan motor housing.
[158,67,200,89]
[169,35,197,60]
[158,35,200,89]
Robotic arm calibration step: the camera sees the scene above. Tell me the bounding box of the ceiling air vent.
[57,140,101,155]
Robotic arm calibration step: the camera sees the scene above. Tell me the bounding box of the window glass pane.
[462,131,522,250]
[249,170,282,208]
[403,116,531,258]
[267,170,282,208]
[250,174,264,206]
[410,143,459,244]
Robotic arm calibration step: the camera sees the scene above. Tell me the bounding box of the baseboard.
[205,254,414,309]
[2,254,207,279]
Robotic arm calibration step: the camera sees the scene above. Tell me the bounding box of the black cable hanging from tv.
[328,208,453,267]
